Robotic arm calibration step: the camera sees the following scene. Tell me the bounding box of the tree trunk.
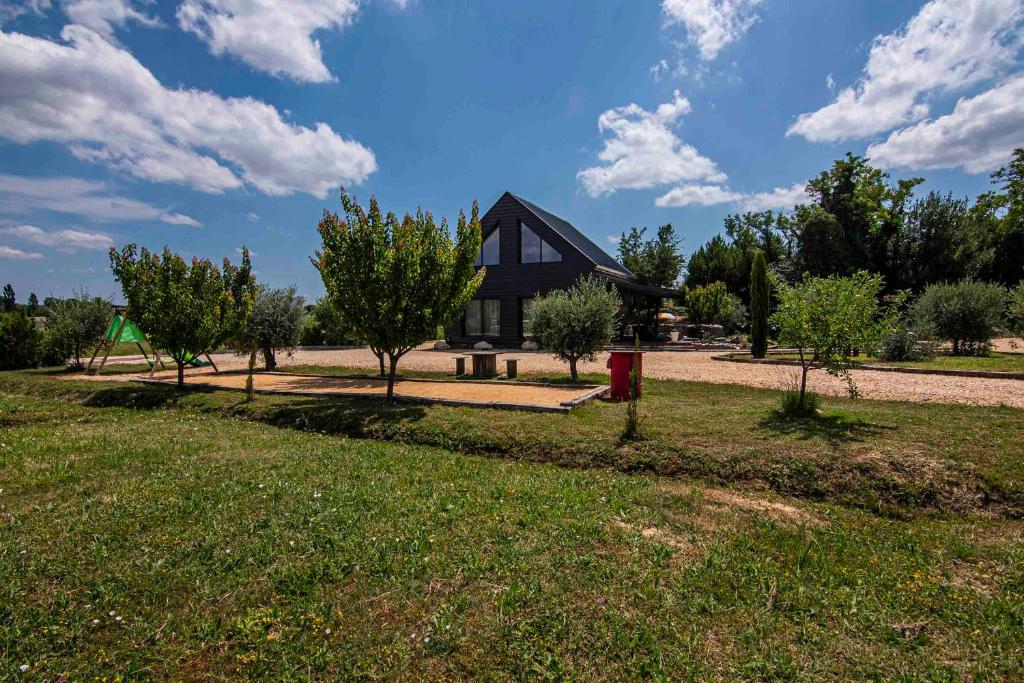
[952,338,960,355]
[569,357,579,382]
[799,366,809,409]
[386,354,398,401]
[246,348,257,401]
[177,360,185,387]
[372,346,385,377]
[263,346,276,371]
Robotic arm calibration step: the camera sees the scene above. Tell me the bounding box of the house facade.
[444,192,677,348]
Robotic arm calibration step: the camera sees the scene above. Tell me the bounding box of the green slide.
[103,314,147,344]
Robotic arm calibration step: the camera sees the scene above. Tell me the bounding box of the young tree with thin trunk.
[750,250,770,358]
[43,290,112,367]
[530,275,621,382]
[770,271,903,413]
[109,245,254,386]
[315,190,484,400]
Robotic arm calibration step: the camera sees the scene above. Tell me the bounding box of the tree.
[43,291,112,367]
[315,191,484,399]
[986,148,1024,285]
[770,271,903,412]
[911,280,1008,355]
[685,235,743,295]
[299,299,356,347]
[750,250,770,358]
[1009,281,1024,338]
[616,223,684,287]
[530,275,621,381]
[109,244,254,386]
[0,309,40,370]
[242,285,306,371]
[27,293,38,315]
[2,284,14,312]
[686,281,730,326]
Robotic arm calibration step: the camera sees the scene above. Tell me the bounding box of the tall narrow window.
[521,297,535,337]
[520,222,561,263]
[476,228,500,266]
[464,300,482,335]
[483,299,500,336]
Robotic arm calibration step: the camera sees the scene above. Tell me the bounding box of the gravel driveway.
[192,344,1024,409]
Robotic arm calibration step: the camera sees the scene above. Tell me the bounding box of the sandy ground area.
[143,370,600,410]
[71,340,1024,408]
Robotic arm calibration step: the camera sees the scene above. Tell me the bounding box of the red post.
[607,350,642,401]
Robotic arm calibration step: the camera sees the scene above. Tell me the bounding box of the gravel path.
[175,344,1024,409]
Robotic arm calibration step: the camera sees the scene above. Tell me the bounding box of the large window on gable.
[475,228,500,266]
[520,222,562,263]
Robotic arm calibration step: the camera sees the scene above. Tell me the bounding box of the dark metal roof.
[595,266,679,299]
[508,193,633,277]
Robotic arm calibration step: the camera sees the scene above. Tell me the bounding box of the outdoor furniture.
[505,358,518,378]
[467,351,498,378]
[455,355,466,376]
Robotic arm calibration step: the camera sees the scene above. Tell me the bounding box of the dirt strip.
[140,370,605,411]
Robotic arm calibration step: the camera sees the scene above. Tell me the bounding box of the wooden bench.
[505,358,518,379]
[454,355,467,376]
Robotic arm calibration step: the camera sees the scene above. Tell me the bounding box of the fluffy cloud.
[867,75,1024,174]
[177,0,359,83]
[64,0,161,40]
[0,25,377,196]
[578,90,726,197]
[788,0,1024,142]
[740,183,810,211]
[662,0,761,61]
[0,245,43,259]
[655,184,744,207]
[0,224,114,251]
[0,0,51,24]
[0,173,201,225]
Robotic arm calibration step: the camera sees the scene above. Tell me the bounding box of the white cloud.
[788,0,1024,142]
[867,75,1024,174]
[245,211,259,221]
[0,25,377,196]
[578,90,726,197]
[606,235,621,245]
[0,224,114,251]
[825,73,835,92]
[650,59,669,82]
[655,184,744,207]
[662,0,761,61]
[740,182,810,211]
[64,0,161,40]
[0,173,202,225]
[654,181,809,210]
[0,0,51,24]
[177,0,359,83]
[0,245,43,259]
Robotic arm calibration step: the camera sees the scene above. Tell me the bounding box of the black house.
[445,192,677,348]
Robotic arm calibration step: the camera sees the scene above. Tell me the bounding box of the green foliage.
[686,212,790,303]
[2,283,14,312]
[530,275,621,381]
[0,309,40,369]
[622,335,642,441]
[1009,281,1024,337]
[778,386,821,418]
[910,280,1008,355]
[299,299,356,347]
[771,271,904,409]
[109,244,255,385]
[987,148,1024,285]
[238,285,306,370]
[750,251,770,358]
[616,223,684,287]
[315,191,484,398]
[27,293,38,315]
[40,290,112,367]
[686,281,734,327]
[876,324,936,363]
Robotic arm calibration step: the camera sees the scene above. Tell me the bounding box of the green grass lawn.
[728,351,1024,374]
[2,376,1022,679]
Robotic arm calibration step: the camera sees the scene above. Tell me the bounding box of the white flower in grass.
[19,664,29,672]
[324,628,331,635]
[92,619,99,625]
[313,492,322,498]
[115,616,122,622]
[109,611,116,616]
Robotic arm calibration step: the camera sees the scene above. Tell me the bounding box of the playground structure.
[86,309,219,376]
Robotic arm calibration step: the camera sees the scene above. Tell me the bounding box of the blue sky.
[1,0,1021,302]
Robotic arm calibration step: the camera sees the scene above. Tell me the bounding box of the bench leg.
[455,357,466,375]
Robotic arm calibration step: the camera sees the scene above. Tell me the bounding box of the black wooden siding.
[445,193,596,347]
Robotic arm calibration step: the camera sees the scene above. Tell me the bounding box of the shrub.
[876,324,937,362]
[0,310,41,370]
[1009,281,1024,338]
[299,299,356,347]
[911,280,1008,355]
[686,281,729,326]
[41,291,112,367]
[531,275,621,381]
[778,386,821,418]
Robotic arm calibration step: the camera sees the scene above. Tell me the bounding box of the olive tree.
[530,275,621,381]
[910,280,1008,355]
[243,285,306,371]
[315,191,484,400]
[42,290,112,367]
[771,271,903,413]
[109,244,255,386]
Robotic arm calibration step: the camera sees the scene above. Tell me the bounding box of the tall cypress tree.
[750,250,769,359]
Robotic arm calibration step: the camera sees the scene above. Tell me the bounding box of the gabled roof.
[507,192,633,277]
